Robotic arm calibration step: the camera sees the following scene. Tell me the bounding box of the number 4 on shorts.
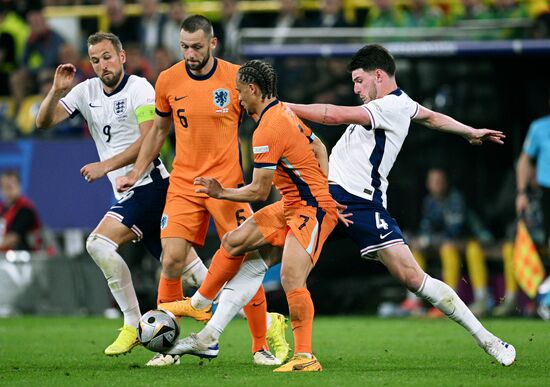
[375,212,388,230]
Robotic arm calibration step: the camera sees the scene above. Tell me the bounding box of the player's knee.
[280,270,303,292]
[221,231,246,256]
[86,234,118,269]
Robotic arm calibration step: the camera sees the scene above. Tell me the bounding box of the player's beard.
[186,48,211,71]
[100,68,123,88]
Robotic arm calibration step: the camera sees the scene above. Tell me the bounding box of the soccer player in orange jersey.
[165,60,339,372]
[116,15,287,366]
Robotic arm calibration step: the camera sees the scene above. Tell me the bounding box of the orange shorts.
[161,190,253,246]
[254,200,338,263]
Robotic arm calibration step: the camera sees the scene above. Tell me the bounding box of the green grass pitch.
[0,316,548,386]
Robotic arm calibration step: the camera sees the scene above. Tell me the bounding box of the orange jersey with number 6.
[155,58,244,195]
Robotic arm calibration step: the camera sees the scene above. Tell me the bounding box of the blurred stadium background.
[1,0,549,318]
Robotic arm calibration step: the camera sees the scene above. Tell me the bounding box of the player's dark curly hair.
[181,15,215,38]
[237,60,278,99]
[347,44,396,76]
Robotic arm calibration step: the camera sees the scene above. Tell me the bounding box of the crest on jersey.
[113,98,127,115]
[213,88,230,109]
[160,214,168,230]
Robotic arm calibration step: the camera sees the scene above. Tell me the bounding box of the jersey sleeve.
[154,71,171,117]
[59,81,85,119]
[523,122,540,159]
[363,95,418,129]
[253,126,285,170]
[132,77,156,124]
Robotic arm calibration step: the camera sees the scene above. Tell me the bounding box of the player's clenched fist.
[116,173,137,193]
[194,176,223,198]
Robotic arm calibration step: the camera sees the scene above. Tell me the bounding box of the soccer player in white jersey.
[34,32,175,356]
[285,44,516,366]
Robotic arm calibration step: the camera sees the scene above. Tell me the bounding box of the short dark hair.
[1,169,20,182]
[87,32,123,53]
[347,44,396,76]
[181,15,214,38]
[238,60,278,99]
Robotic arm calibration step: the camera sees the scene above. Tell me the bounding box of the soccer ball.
[137,309,180,352]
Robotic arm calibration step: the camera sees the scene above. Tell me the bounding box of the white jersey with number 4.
[60,74,169,199]
[328,88,419,209]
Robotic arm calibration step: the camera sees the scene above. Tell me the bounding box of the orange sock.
[243,285,268,353]
[199,246,245,300]
[287,287,314,354]
[157,274,183,305]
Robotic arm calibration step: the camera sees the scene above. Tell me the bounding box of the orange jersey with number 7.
[155,58,245,195]
[253,100,335,208]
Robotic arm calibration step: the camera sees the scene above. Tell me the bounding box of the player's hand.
[466,128,505,145]
[80,162,108,183]
[335,200,353,227]
[116,172,138,192]
[515,192,529,216]
[194,176,223,198]
[53,64,77,93]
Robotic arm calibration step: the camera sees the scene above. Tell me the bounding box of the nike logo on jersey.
[89,103,101,108]
[379,231,394,239]
[174,95,187,101]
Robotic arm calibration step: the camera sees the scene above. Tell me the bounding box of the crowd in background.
[0,0,549,140]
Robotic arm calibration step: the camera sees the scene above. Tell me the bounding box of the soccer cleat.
[158,297,212,323]
[166,333,219,359]
[253,349,282,366]
[481,336,516,366]
[266,312,290,362]
[146,353,180,366]
[273,354,323,372]
[104,324,141,356]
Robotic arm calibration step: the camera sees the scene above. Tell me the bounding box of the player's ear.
[210,36,218,50]
[119,49,126,65]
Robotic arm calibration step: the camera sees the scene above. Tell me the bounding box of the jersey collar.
[186,57,218,81]
[256,99,279,125]
[389,87,402,96]
[103,73,129,97]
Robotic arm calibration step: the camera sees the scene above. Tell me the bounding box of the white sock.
[416,274,487,341]
[203,258,268,342]
[86,234,140,327]
[191,290,212,310]
[181,257,208,289]
[266,312,272,329]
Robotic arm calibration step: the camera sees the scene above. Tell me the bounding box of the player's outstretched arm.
[116,114,170,192]
[413,105,505,145]
[81,119,154,183]
[195,168,275,202]
[36,64,75,129]
[286,102,371,126]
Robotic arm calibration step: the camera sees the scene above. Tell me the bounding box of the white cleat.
[253,349,282,366]
[145,353,180,366]
[166,333,219,359]
[482,336,516,366]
